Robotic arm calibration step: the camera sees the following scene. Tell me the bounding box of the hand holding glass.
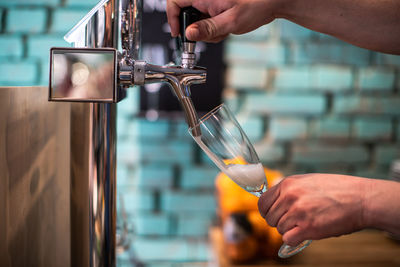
[189,104,312,258]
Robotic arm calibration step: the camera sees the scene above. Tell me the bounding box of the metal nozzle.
[178,7,201,69]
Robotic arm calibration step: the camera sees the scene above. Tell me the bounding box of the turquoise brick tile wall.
[0,0,60,6]
[7,8,47,33]
[358,67,396,90]
[292,42,371,66]
[253,142,285,163]
[0,35,23,57]
[122,189,154,213]
[310,117,351,140]
[2,1,400,265]
[376,53,400,66]
[132,213,171,236]
[131,238,208,262]
[129,118,170,139]
[243,93,326,115]
[269,117,307,140]
[292,143,369,165]
[161,191,216,213]
[133,164,174,189]
[275,64,355,92]
[0,61,38,85]
[376,146,400,166]
[311,65,353,90]
[225,41,286,66]
[227,65,268,89]
[27,35,68,60]
[274,66,311,90]
[64,0,99,6]
[117,108,217,263]
[334,96,400,116]
[180,166,219,189]
[176,214,213,237]
[50,9,89,33]
[353,118,392,140]
[137,140,194,164]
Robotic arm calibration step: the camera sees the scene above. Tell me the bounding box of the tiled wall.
[1,0,400,266]
[116,106,219,265]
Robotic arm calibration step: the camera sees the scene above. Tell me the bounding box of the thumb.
[185,12,232,42]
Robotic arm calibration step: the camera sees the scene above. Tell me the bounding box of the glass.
[189,103,312,258]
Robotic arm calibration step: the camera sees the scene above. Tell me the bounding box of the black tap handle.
[179,7,201,43]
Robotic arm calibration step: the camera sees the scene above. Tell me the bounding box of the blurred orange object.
[215,166,283,220]
[215,166,284,262]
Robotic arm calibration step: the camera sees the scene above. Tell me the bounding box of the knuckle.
[203,20,217,37]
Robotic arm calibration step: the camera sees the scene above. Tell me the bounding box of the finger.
[265,196,290,228]
[186,9,235,42]
[186,24,229,43]
[276,212,296,235]
[166,0,193,37]
[282,226,306,247]
[258,184,280,219]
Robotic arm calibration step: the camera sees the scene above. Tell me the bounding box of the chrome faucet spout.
[143,63,206,96]
[140,63,206,136]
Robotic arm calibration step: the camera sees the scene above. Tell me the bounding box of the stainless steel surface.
[49,47,118,102]
[63,0,120,266]
[181,42,197,69]
[183,42,196,54]
[0,86,71,267]
[120,0,142,61]
[88,103,117,267]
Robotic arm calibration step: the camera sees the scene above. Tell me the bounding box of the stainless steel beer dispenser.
[49,1,205,266]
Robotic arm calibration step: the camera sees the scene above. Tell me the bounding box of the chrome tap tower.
[49,1,205,266]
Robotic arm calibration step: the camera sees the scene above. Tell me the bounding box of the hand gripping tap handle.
[179,6,201,44]
[178,7,201,68]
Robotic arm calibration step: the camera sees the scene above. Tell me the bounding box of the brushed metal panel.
[0,86,71,267]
